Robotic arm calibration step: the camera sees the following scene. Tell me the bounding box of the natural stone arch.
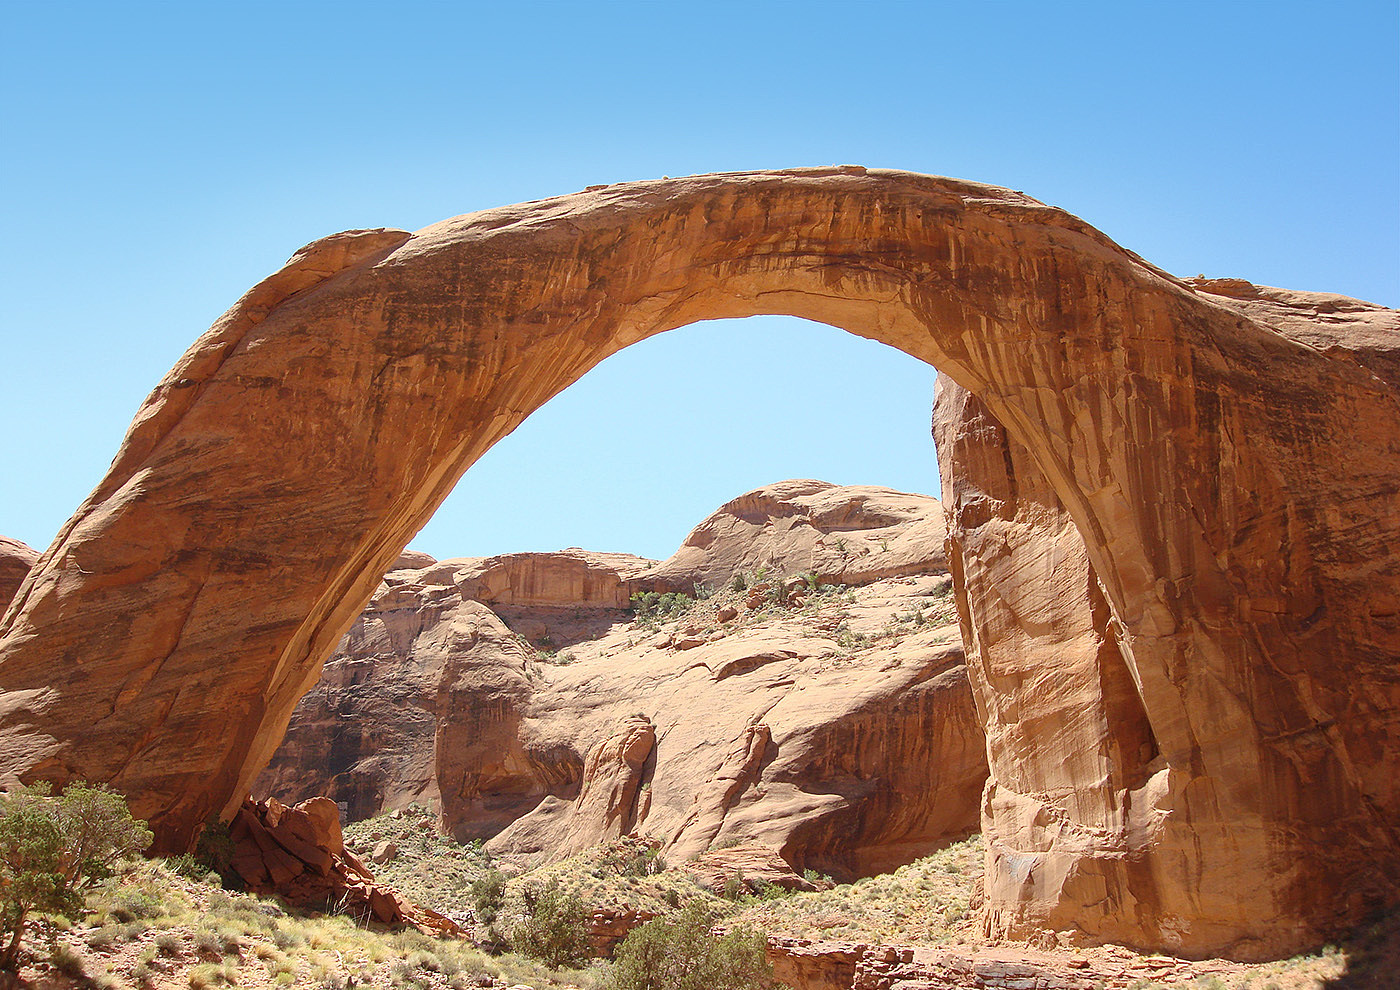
[0,168,1397,959]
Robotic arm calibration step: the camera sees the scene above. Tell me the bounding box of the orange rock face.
[0,537,37,614]
[934,382,1167,948]
[0,169,1396,958]
[934,368,1400,960]
[253,548,651,819]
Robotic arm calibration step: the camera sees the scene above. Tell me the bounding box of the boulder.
[229,796,459,938]
[683,842,827,895]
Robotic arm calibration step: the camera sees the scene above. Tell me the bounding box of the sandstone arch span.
[1,168,1397,959]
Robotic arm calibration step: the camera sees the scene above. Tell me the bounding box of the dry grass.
[735,833,984,947]
[501,837,730,925]
[14,857,606,989]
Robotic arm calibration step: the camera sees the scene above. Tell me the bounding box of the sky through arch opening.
[413,315,944,562]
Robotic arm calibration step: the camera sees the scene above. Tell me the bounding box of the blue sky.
[2,1,1396,561]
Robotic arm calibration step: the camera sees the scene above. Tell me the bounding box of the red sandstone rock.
[454,549,655,609]
[0,168,1396,959]
[683,842,828,895]
[642,480,946,593]
[230,796,459,938]
[934,380,1167,952]
[256,483,981,880]
[0,537,37,614]
[474,591,985,880]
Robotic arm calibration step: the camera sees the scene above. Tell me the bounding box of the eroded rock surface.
[641,480,946,592]
[0,537,37,613]
[935,373,1400,959]
[1,168,1397,958]
[260,482,985,880]
[461,574,984,881]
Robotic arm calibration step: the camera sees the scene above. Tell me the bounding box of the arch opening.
[413,313,945,561]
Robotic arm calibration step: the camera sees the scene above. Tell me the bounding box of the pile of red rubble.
[229,795,460,938]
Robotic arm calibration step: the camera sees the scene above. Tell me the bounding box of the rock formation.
[254,548,650,820]
[455,578,983,881]
[0,168,1396,958]
[229,796,459,938]
[934,381,1165,950]
[0,537,37,613]
[259,481,985,880]
[934,361,1400,959]
[642,479,946,592]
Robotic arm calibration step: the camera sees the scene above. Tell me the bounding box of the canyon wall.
[258,481,986,880]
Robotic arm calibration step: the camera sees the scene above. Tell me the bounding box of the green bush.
[0,781,152,972]
[192,817,238,888]
[470,868,506,926]
[607,901,774,990]
[629,592,693,626]
[510,881,591,968]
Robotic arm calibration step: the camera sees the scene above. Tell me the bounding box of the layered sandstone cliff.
[257,481,986,879]
[933,381,1166,950]
[457,576,984,880]
[253,547,651,820]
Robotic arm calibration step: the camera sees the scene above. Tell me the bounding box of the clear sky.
[3,1,1396,562]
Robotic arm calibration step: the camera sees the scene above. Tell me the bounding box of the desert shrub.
[629,591,693,626]
[84,927,117,950]
[607,901,773,990]
[470,868,506,926]
[193,818,239,888]
[0,781,151,971]
[621,846,666,878]
[193,921,240,957]
[95,884,164,923]
[511,881,591,968]
[188,961,238,988]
